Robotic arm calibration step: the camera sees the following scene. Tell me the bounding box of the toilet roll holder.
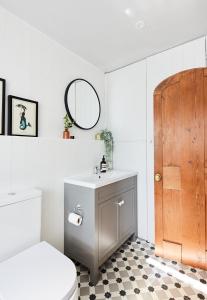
[73,204,83,216]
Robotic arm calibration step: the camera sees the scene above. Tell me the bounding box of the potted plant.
[100,129,113,170]
[63,114,73,139]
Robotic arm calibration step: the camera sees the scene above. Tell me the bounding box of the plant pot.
[63,128,70,139]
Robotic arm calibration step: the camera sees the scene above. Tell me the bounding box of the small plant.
[64,114,73,129]
[100,129,113,147]
[100,129,113,170]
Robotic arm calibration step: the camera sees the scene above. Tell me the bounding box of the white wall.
[0,6,105,251]
[106,60,147,240]
[0,6,105,138]
[106,37,206,243]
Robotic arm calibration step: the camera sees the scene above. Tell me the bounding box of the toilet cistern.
[0,189,78,300]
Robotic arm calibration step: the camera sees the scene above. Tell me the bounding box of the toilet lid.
[0,242,77,300]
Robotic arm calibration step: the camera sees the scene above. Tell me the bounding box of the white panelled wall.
[106,37,206,243]
[106,61,148,239]
[0,6,105,252]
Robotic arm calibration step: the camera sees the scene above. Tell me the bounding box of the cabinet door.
[119,189,135,241]
[98,197,118,261]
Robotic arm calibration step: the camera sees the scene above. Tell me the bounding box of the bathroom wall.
[106,37,206,243]
[1,3,206,252]
[0,6,105,251]
[106,60,147,240]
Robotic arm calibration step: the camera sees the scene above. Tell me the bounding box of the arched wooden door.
[154,68,207,269]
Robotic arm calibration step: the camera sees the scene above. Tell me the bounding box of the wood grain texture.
[163,241,182,262]
[180,69,205,269]
[161,79,182,247]
[154,93,163,257]
[205,168,207,253]
[163,167,181,190]
[163,190,182,244]
[204,71,207,259]
[154,68,207,270]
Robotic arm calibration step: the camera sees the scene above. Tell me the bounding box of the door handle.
[155,173,162,182]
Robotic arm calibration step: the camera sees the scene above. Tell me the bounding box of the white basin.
[64,170,137,189]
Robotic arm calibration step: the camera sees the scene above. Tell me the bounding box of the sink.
[64,170,137,189]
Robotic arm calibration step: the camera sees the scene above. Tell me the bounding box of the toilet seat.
[0,242,77,300]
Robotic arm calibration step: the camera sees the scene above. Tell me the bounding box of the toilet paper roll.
[68,212,82,226]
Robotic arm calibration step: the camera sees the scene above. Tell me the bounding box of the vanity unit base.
[64,175,137,284]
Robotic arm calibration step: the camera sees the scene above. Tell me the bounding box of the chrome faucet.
[94,166,100,175]
[94,166,102,178]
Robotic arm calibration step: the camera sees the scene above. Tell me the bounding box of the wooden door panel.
[162,81,182,247]
[204,70,207,168]
[163,190,182,244]
[154,68,206,269]
[180,70,205,269]
[163,167,181,190]
[154,93,164,257]
[162,82,182,168]
[204,72,207,256]
[206,169,207,254]
[163,241,182,262]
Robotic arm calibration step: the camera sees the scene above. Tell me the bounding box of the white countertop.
[64,170,137,189]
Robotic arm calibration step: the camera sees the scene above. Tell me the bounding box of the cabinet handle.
[117,200,125,207]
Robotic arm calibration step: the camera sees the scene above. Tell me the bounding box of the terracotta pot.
[63,128,70,139]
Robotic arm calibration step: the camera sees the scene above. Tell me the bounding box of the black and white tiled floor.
[76,238,207,300]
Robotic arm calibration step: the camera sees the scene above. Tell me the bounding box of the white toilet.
[0,189,78,300]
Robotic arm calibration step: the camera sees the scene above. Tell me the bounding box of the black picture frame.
[8,95,38,137]
[0,78,6,135]
[64,78,101,130]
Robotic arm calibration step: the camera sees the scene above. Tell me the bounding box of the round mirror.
[64,79,101,130]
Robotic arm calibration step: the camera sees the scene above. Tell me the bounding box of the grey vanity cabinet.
[98,189,136,265]
[119,189,135,241]
[98,195,119,263]
[64,175,137,284]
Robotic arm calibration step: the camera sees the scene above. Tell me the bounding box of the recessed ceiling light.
[135,20,145,30]
[124,8,133,17]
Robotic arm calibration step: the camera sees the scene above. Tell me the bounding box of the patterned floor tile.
[76,238,207,299]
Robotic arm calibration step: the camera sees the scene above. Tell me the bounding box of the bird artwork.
[16,104,31,130]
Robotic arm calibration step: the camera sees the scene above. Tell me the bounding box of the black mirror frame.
[64,78,101,130]
[0,78,6,135]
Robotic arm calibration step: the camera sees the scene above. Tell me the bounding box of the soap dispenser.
[100,155,107,173]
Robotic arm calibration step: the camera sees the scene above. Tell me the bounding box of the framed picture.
[0,78,6,135]
[8,95,38,137]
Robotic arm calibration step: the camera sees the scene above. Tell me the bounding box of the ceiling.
[0,0,207,72]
